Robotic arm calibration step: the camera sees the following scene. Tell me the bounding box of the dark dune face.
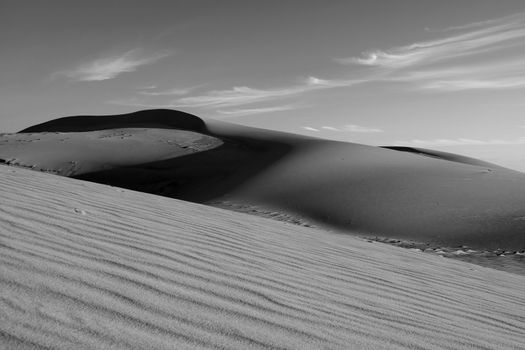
[15,109,294,202]
[5,109,525,250]
[20,109,207,133]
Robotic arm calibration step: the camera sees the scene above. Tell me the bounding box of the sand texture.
[1,164,525,349]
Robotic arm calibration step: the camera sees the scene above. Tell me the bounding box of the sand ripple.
[1,165,524,349]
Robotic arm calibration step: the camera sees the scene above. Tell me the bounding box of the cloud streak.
[111,11,525,117]
[138,84,205,96]
[390,58,525,91]
[339,13,525,69]
[302,126,320,132]
[139,88,193,96]
[172,10,525,112]
[337,12,525,91]
[171,77,362,108]
[57,49,172,81]
[304,124,383,133]
[419,78,525,91]
[339,125,383,133]
[395,137,525,147]
[216,104,303,117]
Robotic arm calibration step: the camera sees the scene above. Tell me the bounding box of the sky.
[2,0,525,171]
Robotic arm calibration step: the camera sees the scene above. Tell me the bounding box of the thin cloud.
[138,84,205,96]
[172,77,362,108]
[107,97,167,108]
[217,104,303,117]
[395,137,525,147]
[174,86,301,108]
[321,126,339,131]
[335,12,525,91]
[338,13,525,69]
[112,11,525,115]
[420,78,525,91]
[139,87,194,96]
[138,85,158,90]
[110,76,365,117]
[302,126,320,132]
[305,76,363,88]
[56,49,172,81]
[341,124,383,133]
[319,124,383,133]
[394,59,525,91]
[439,12,525,32]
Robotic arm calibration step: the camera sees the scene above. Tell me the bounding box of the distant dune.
[3,109,525,250]
[2,164,525,349]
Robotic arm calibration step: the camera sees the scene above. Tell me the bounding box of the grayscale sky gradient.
[2,0,525,170]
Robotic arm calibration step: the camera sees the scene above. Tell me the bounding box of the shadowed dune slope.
[1,164,525,350]
[20,109,206,133]
[4,109,525,250]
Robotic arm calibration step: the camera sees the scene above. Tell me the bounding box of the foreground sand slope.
[1,165,524,349]
[5,109,525,250]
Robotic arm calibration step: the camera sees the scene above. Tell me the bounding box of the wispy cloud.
[110,76,363,113]
[302,126,320,132]
[339,125,383,133]
[307,124,383,133]
[56,49,172,81]
[320,125,383,133]
[336,12,525,91]
[138,84,204,96]
[439,12,525,33]
[419,78,525,91]
[171,77,362,108]
[339,13,525,69]
[395,137,525,147]
[139,88,191,96]
[110,11,525,117]
[138,85,158,90]
[174,86,299,108]
[216,104,303,117]
[391,59,525,91]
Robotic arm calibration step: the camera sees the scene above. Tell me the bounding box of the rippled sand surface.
[1,165,524,349]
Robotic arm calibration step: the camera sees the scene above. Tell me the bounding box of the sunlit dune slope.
[0,128,222,176]
[3,109,525,250]
[1,164,525,350]
[381,146,508,169]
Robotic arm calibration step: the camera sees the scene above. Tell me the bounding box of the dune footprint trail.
[1,165,525,349]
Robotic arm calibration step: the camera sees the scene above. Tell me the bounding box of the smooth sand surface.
[0,128,222,176]
[4,109,525,250]
[1,164,525,349]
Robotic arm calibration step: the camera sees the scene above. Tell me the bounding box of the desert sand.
[1,164,525,349]
[2,109,525,252]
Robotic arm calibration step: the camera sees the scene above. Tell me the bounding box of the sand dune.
[20,109,207,133]
[381,146,508,169]
[0,128,222,176]
[3,109,525,250]
[1,164,525,349]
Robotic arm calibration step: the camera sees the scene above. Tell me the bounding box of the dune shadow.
[20,109,207,133]
[74,136,291,203]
